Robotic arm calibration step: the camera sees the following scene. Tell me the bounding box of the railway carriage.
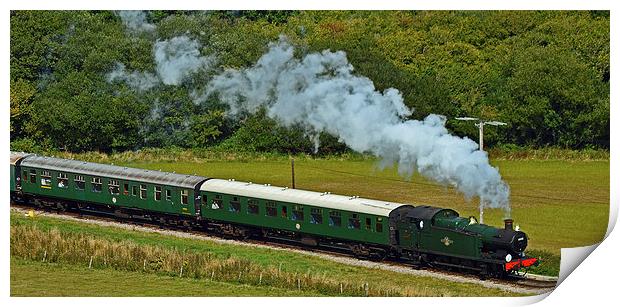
[9,152,538,278]
[14,154,208,226]
[10,152,31,193]
[198,179,397,257]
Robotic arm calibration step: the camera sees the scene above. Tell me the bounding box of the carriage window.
[29,170,36,184]
[91,177,102,192]
[329,211,341,227]
[281,205,288,218]
[41,170,52,187]
[266,201,277,217]
[348,214,361,230]
[201,194,208,206]
[74,175,85,190]
[310,208,323,224]
[165,189,172,201]
[132,185,138,197]
[109,179,120,195]
[291,205,304,221]
[154,186,162,201]
[229,197,240,213]
[365,217,372,231]
[247,199,259,215]
[376,218,383,232]
[23,170,28,182]
[211,195,223,209]
[123,183,129,195]
[57,172,68,188]
[181,190,189,205]
[140,184,147,199]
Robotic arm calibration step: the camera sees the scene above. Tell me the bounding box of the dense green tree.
[10,10,610,153]
[26,71,146,152]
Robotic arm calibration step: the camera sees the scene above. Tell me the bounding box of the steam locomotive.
[10,151,538,278]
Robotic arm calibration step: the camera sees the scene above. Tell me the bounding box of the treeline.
[10,11,609,154]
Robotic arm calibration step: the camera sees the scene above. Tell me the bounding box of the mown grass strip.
[11,259,323,297]
[11,224,400,297]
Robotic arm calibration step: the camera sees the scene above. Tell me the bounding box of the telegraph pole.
[291,159,295,189]
[455,117,507,224]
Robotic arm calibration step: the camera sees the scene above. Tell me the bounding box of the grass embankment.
[10,224,368,296]
[11,260,317,297]
[10,213,518,297]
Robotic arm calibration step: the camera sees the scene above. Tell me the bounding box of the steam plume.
[107,35,213,90]
[201,38,511,215]
[107,63,159,92]
[118,10,156,34]
[153,36,214,86]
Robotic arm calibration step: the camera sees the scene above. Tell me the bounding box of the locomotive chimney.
[504,219,513,230]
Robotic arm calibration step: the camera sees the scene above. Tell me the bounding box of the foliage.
[488,145,609,161]
[25,71,146,152]
[9,79,36,134]
[10,10,609,153]
[217,109,314,153]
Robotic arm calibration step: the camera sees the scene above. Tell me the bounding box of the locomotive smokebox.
[504,219,514,230]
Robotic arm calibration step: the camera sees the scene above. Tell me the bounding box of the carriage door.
[194,188,202,218]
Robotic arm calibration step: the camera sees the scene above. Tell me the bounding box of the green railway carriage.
[10,152,31,192]
[17,154,208,217]
[198,179,404,246]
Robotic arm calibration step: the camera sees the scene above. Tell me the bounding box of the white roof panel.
[200,179,411,217]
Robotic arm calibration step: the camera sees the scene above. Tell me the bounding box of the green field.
[10,212,520,297]
[117,158,609,254]
[11,260,321,296]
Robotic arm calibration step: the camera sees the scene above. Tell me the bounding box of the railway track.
[10,203,558,294]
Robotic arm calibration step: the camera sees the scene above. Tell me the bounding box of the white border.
[1,1,616,307]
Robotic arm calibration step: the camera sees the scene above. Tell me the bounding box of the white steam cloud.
[107,63,159,92]
[201,38,511,215]
[154,36,214,85]
[118,10,156,34]
[110,12,214,90]
[107,35,214,90]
